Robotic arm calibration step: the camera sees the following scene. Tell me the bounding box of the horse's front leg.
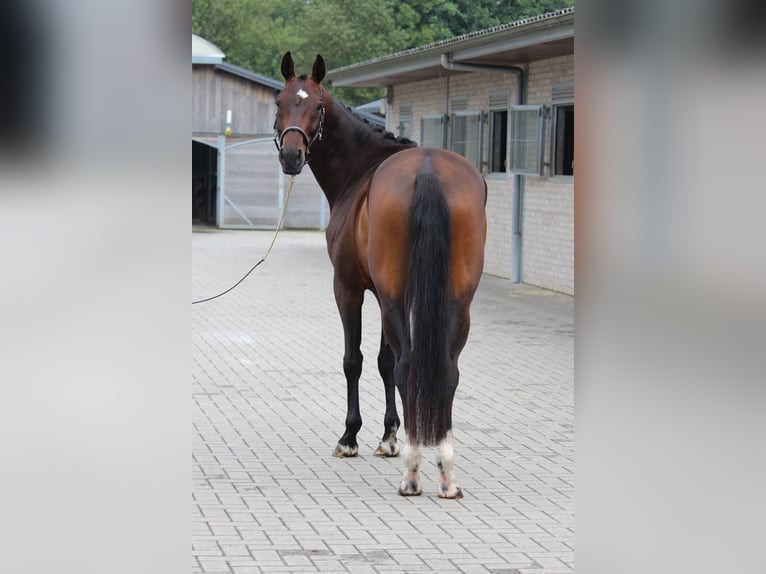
[333,295,363,457]
[374,331,400,457]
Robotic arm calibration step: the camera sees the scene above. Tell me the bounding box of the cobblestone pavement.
[192,229,574,574]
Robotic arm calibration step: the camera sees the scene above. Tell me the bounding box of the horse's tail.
[404,166,452,446]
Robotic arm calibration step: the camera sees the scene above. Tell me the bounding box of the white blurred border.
[0,2,188,573]
[577,0,766,573]
[2,1,765,572]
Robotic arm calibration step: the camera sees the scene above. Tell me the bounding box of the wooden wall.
[193,65,279,136]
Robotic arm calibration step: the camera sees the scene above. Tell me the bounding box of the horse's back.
[366,147,486,301]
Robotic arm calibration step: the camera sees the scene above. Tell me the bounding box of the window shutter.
[551,81,574,105]
[399,103,413,121]
[450,96,468,112]
[489,90,510,110]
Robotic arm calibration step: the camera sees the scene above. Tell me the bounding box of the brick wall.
[484,177,514,279]
[523,55,574,295]
[387,54,574,295]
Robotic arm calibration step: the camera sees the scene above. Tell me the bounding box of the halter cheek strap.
[273,98,325,163]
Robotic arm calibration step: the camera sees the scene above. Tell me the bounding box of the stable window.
[420,114,446,148]
[488,90,510,173]
[550,81,574,176]
[450,111,482,170]
[510,105,544,176]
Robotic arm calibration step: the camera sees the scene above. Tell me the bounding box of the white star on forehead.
[296,89,308,99]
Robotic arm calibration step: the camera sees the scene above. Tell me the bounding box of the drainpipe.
[440,54,526,283]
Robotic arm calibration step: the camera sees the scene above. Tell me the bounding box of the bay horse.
[274,52,486,498]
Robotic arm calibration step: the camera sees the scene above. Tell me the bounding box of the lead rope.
[192,176,295,305]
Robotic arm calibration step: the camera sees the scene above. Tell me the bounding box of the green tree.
[192,0,574,106]
[391,0,574,40]
[286,0,412,104]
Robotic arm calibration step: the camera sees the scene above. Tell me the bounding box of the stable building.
[327,8,574,294]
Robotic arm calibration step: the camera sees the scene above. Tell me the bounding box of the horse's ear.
[312,54,326,84]
[281,52,295,80]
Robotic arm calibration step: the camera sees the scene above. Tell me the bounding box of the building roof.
[191,34,284,90]
[355,98,385,116]
[215,62,284,91]
[327,7,574,87]
[192,34,225,64]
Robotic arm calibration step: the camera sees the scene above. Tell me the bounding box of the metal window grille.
[450,111,482,170]
[420,114,446,148]
[510,105,544,176]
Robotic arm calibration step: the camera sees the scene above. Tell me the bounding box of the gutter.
[440,54,526,284]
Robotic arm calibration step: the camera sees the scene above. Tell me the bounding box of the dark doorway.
[192,140,218,225]
[553,105,574,176]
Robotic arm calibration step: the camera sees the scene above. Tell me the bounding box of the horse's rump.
[366,148,486,300]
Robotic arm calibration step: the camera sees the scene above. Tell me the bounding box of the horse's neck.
[310,100,408,206]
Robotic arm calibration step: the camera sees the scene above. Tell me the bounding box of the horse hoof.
[333,444,358,457]
[437,484,464,499]
[397,479,422,496]
[374,441,400,457]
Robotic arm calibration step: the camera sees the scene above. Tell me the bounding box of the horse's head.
[274,52,326,175]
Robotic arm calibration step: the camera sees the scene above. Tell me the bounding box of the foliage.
[193,0,574,106]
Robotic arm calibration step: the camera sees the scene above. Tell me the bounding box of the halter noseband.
[273,90,325,164]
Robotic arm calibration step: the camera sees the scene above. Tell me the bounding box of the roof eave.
[330,54,445,87]
[214,63,284,91]
[193,56,224,65]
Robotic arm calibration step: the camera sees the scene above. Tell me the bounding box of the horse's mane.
[288,75,417,146]
[341,102,418,147]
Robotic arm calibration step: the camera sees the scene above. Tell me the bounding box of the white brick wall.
[523,55,574,295]
[480,176,511,279]
[386,54,574,295]
[522,179,574,294]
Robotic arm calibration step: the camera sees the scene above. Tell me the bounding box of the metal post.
[510,172,523,283]
[509,66,527,284]
[216,135,226,228]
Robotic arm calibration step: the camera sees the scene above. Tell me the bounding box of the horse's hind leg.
[374,331,400,457]
[436,432,463,499]
[379,300,420,494]
[435,303,470,498]
[398,441,423,496]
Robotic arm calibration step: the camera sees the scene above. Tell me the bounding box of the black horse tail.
[404,165,452,446]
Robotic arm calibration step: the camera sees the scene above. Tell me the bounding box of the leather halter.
[273,90,325,164]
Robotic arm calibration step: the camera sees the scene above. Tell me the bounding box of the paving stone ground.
[192,229,574,574]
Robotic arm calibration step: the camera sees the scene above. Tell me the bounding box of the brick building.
[327,8,574,294]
